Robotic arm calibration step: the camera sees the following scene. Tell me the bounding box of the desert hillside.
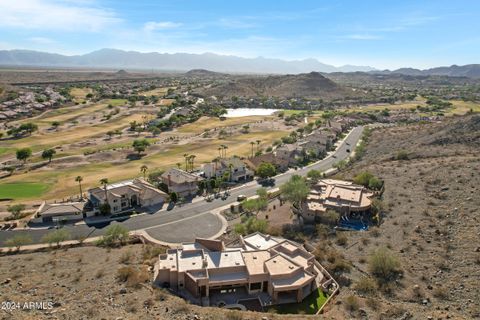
[198,72,354,99]
[324,114,479,319]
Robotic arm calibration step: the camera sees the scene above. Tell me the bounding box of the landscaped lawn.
[271,289,329,315]
[0,182,50,200]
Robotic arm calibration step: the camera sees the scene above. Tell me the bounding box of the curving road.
[0,126,364,246]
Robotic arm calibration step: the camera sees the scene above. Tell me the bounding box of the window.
[113,199,118,203]
[113,206,118,211]
[250,282,262,291]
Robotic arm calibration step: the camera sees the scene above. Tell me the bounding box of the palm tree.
[218,146,223,158]
[75,176,83,200]
[250,141,256,158]
[176,162,182,169]
[183,153,189,171]
[256,139,261,151]
[99,178,109,205]
[189,155,196,172]
[223,145,228,158]
[140,164,148,179]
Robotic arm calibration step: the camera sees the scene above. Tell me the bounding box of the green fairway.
[271,289,329,315]
[0,182,50,200]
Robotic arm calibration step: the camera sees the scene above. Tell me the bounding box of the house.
[160,168,204,197]
[325,120,344,135]
[243,153,290,172]
[274,143,305,166]
[301,130,334,157]
[201,157,253,182]
[86,178,167,215]
[302,179,374,222]
[35,201,85,223]
[153,232,337,307]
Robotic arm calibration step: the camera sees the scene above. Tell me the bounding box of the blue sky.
[0,0,479,69]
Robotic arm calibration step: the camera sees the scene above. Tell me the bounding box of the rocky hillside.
[327,114,480,319]
[198,72,355,99]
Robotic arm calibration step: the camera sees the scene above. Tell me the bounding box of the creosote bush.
[368,247,402,283]
[344,295,360,313]
[354,276,377,295]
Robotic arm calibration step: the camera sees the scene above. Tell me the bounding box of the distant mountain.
[377,64,480,79]
[0,49,375,74]
[196,71,357,99]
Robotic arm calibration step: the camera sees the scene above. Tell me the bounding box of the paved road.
[0,126,364,246]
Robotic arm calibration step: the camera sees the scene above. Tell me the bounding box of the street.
[0,126,364,246]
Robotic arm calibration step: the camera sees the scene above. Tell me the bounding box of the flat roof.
[265,254,299,276]
[328,185,362,203]
[178,250,204,272]
[209,271,249,284]
[205,250,245,269]
[271,270,314,289]
[242,251,272,275]
[243,233,279,250]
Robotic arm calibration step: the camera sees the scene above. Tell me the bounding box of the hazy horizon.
[0,1,479,70]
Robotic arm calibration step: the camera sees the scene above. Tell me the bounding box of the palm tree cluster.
[217,144,228,158]
[183,153,196,172]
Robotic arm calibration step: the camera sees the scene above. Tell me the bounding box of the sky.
[0,0,479,69]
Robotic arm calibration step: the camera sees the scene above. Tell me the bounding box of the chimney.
[167,174,171,187]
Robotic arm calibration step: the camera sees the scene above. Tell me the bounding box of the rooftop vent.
[289,266,294,269]
[224,253,228,256]
[235,262,240,265]
[273,260,277,263]
[253,256,257,260]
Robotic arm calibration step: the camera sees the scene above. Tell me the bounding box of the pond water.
[224,108,279,117]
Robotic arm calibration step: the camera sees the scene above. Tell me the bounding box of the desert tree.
[41,148,56,163]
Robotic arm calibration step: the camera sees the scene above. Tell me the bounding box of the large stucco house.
[302,179,374,222]
[201,157,253,182]
[160,168,204,198]
[153,233,337,308]
[86,178,167,215]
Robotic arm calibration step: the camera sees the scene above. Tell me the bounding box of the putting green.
[0,182,50,200]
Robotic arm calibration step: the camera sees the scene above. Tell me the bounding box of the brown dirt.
[321,115,480,319]
[0,244,323,320]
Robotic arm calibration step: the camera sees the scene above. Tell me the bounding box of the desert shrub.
[226,311,244,320]
[323,209,340,225]
[234,217,268,235]
[316,224,330,239]
[116,266,149,288]
[395,150,409,160]
[355,276,377,295]
[330,259,352,274]
[119,250,133,264]
[366,297,380,310]
[97,224,129,247]
[141,245,167,261]
[344,295,360,313]
[353,171,383,190]
[5,234,32,251]
[174,299,190,313]
[433,286,448,300]
[368,247,402,283]
[95,269,104,279]
[336,233,348,246]
[42,229,70,247]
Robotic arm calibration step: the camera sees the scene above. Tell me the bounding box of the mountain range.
[0,49,374,73]
[0,49,478,78]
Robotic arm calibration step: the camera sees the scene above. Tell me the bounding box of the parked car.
[237,195,247,202]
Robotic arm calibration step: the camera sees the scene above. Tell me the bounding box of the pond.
[224,108,279,117]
